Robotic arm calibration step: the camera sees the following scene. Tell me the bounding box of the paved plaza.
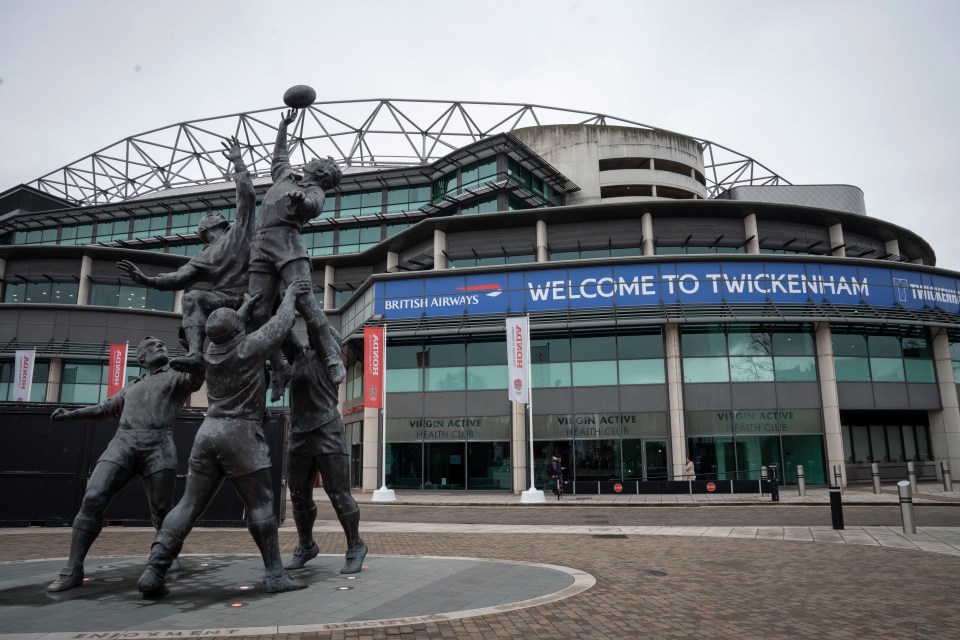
[1,484,958,639]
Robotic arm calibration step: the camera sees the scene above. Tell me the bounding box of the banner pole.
[372,322,396,502]
[518,315,544,504]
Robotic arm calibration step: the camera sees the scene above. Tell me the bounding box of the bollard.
[897,480,917,534]
[797,464,806,497]
[769,464,779,502]
[942,460,953,492]
[907,460,917,495]
[761,466,768,480]
[833,464,843,494]
[829,485,844,530]
[871,462,882,495]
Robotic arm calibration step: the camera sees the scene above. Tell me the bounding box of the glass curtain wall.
[832,327,936,383]
[682,324,817,383]
[0,360,50,401]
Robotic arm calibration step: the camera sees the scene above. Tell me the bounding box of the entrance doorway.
[424,442,466,489]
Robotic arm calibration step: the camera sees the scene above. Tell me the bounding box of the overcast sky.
[1,0,958,267]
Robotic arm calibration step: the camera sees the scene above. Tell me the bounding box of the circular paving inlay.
[0,554,594,638]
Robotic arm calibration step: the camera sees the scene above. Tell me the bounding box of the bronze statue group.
[47,109,366,598]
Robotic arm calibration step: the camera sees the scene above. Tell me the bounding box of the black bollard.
[769,464,779,502]
[829,485,844,530]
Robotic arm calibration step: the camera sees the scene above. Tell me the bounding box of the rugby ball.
[283,85,316,109]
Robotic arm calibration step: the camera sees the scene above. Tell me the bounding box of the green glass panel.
[729,356,775,382]
[869,357,905,382]
[772,332,814,356]
[832,333,867,357]
[728,329,771,357]
[425,366,465,391]
[618,331,664,359]
[467,340,506,365]
[901,336,931,359]
[571,334,616,361]
[386,368,422,392]
[682,357,729,383]
[904,359,936,383]
[466,365,507,390]
[572,361,618,386]
[774,356,817,381]
[532,362,570,388]
[834,356,871,381]
[618,359,665,384]
[682,326,727,357]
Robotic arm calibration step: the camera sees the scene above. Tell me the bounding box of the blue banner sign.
[374,261,960,319]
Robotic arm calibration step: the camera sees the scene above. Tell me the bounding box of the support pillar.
[665,324,686,479]
[816,323,845,485]
[45,358,63,403]
[433,229,447,270]
[386,251,399,271]
[323,264,335,310]
[744,213,760,255]
[929,328,960,476]
[77,255,93,305]
[829,224,845,258]
[173,290,184,315]
[641,213,654,256]
[535,220,548,263]
[885,239,901,260]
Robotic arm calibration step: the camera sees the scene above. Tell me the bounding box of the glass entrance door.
[643,439,668,480]
[424,442,466,490]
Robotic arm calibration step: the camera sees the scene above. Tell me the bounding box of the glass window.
[386,368,423,392]
[425,366,465,391]
[774,356,817,381]
[772,332,814,356]
[683,357,730,383]
[729,356,775,382]
[360,190,382,215]
[387,185,431,213]
[467,340,506,365]
[682,327,727,357]
[869,358,905,382]
[425,342,465,367]
[467,365,507,390]
[901,336,931,359]
[571,334,616,361]
[0,360,48,401]
[727,328,772,356]
[618,360,665,384]
[532,361,571,388]
[869,335,902,358]
[388,343,428,368]
[904,359,936,383]
[833,333,868,357]
[572,361,618,386]
[89,283,174,311]
[618,331,663,359]
[834,356,871,381]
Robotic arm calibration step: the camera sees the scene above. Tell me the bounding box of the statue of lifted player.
[117,136,256,374]
[245,109,345,400]
[282,319,366,574]
[46,337,203,592]
[138,281,311,597]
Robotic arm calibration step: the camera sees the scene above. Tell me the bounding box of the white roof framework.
[30,99,790,205]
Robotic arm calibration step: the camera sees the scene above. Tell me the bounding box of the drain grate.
[591,534,628,539]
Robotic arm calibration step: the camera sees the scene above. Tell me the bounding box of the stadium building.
[2,99,958,496]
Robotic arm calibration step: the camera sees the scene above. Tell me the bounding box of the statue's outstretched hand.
[117,260,151,286]
[285,279,312,302]
[281,109,298,127]
[221,136,242,162]
[50,408,70,421]
[285,190,305,205]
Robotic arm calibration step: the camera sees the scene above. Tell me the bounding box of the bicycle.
[552,474,563,500]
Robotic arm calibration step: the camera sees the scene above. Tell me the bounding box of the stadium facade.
[2,99,958,494]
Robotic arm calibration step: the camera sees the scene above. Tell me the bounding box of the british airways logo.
[456,284,503,297]
[382,283,504,311]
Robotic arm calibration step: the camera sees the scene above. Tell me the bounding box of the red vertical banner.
[364,326,385,409]
[107,343,128,398]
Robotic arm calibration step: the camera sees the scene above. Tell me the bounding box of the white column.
[929,328,960,476]
[641,212,654,256]
[664,324,686,479]
[362,407,381,492]
[884,239,901,260]
[535,220,548,263]
[45,358,63,403]
[744,213,760,255]
[323,264,335,310]
[816,323,845,485]
[77,254,93,305]
[433,229,447,270]
[829,224,845,258]
[386,251,399,271]
[0,257,6,282]
[512,400,528,493]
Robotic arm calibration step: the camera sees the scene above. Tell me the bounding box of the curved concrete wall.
[512,125,707,205]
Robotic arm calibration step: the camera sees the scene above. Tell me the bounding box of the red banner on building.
[107,343,128,398]
[364,326,386,409]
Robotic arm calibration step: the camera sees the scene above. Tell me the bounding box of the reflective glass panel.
[618,360,665,384]
[729,356,775,382]
[869,357,905,382]
[682,357,729,383]
[834,357,871,381]
[572,361,618,386]
[774,356,817,381]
